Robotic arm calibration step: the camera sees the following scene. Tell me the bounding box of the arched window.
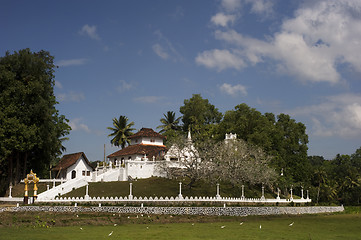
[71,170,76,179]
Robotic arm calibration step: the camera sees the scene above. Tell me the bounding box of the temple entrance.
[23,170,39,204]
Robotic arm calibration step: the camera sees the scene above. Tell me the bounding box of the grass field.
[1,212,360,240]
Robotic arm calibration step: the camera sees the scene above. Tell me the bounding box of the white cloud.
[79,24,101,41]
[221,0,242,12]
[69,118,91,133]
[152,44,169,60]
[220,83,247,96]
[170,6,184,19]
[56,58,88,67]
[134,96,165,104]
[290,94,361,138]
[220,0,273,15]
[152,30,183,61]
[211,13,236,27]
[117,80,133,92]
[199,0,361,84]
[245,0,274,16]
[57,91,85,102]
[55,81,63,89]
[195,49,246,71]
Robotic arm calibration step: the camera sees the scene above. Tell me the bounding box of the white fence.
[36,195,311,204]
[37,177,89,200]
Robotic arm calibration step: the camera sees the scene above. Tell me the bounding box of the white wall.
[126,161,161,179]
[130,137,164,146]
[65,157,93,180]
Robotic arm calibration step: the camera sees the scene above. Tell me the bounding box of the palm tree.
[157,111,181,133]
[107,115,135,148]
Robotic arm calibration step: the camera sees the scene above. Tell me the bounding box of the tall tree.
[107,115,135,148]
[179,94,222,139]
[157,111,181,133]
[274,113,310,183]
[0,49,71,193]
[210,139,276,187]
[216,103,274,150]
[216,103,309,185]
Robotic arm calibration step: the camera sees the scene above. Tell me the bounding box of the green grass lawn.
[61,177,277,199]
[1,213,360,240]
[7,177,290,200]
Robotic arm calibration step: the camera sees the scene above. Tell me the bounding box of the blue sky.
[1,0,361,161]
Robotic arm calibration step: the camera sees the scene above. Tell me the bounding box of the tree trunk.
[8,153,13,186]
[23,152,28,179]
[317,183,321,204]
[15,151,20,184]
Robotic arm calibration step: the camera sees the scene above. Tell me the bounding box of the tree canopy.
[107,115,135,148]
[0,49,70,194]
[179,94,222,139]
[157,111,181,133]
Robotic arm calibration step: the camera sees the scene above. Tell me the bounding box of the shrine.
[23,170,39,204]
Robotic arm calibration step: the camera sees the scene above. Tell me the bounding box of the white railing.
[37,195,311,204]
[21,179,66,183]
[37,177,89,200]
[0,195,311,205]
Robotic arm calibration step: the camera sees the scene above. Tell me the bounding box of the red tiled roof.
[52,152,93,171]
[107,144,167,159]
[129,128,165,139]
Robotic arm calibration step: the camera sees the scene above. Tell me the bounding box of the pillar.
[290,186,293,201]
[241,185,245,200]
[306,190,309,200]
[301,187,304,199]
[277,188,280,200]
[24,182,28,204]
[261,185,265,201]
[178,182,183,199]
[33,183,38,200]
[216,183,220,199]
[9,185,12,198]
[47,184,50,191]
[129,182,133,200]
[85,184,89,199]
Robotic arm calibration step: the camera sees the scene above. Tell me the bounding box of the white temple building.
[52,128,235,182]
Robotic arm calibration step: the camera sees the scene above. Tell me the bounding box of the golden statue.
[24,170,40,204]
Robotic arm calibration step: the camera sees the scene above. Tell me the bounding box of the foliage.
[156,111,182,145]
[308,147,361,205]
[209,139,276,187]
[160,136,276,189]
[0,49,70,194]
[161,95,361,205]
[179,94,222,139]
[107,115,135,148]
[157,111,182,133]
[215,104,310,186]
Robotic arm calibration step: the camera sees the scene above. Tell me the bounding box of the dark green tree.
[157,111,181,133]
[107,115,135,148]
[0,49,71,194]
[274,113,310,184]
[216,103,274,150]
[215,103,309,186]
[179,94,222,139]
